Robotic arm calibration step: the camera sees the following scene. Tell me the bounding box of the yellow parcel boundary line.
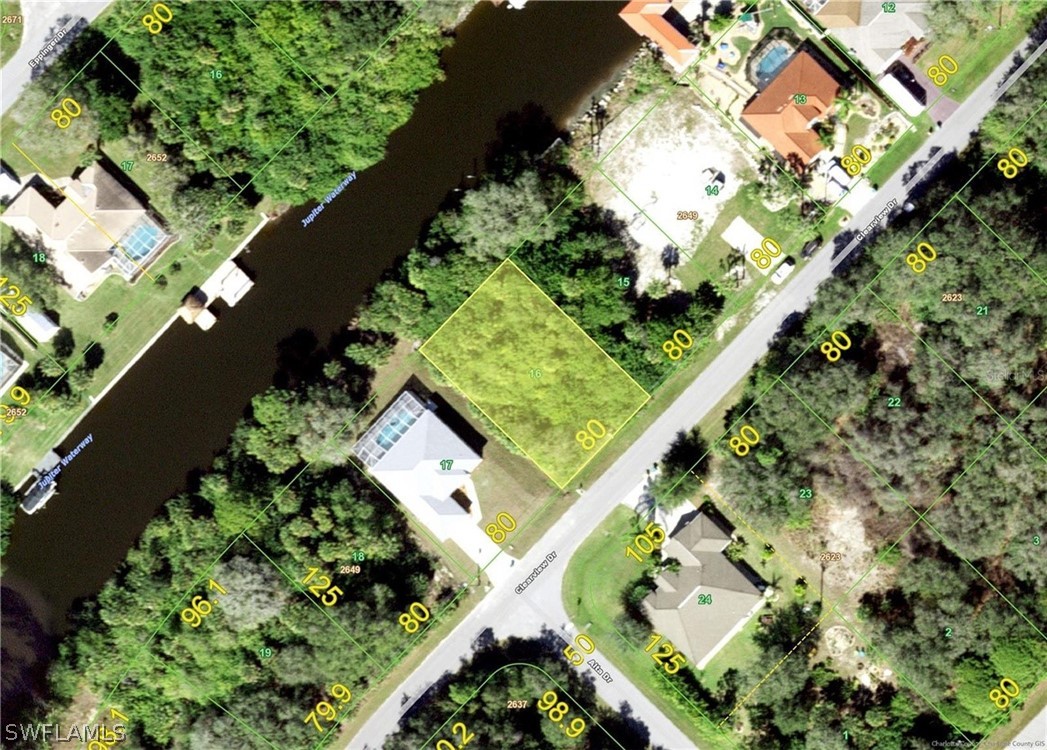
[10,143,157,280]
[419,260,650,488]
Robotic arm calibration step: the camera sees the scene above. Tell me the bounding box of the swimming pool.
[375,411,420,451]
[123,222,164,261]
[755,44,792,86]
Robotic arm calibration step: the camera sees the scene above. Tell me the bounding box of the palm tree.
[832,94,853,121]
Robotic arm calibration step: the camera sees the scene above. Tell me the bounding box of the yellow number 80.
[841,144,872,176]
[728,425,760,457]
[142,2,173,34]
[398,601,430,634]
[905,241,937,274]
[576,419,606,450]
[820,330,852,362]
[750,237,782,270]
[989,677,1020,709]
[662,329,693,360]
[997,147,1028,179]
[927,54,959,86]
[49,97,81,129]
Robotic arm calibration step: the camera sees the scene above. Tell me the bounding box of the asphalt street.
[0,1,110,116]
[348,30,1047,750]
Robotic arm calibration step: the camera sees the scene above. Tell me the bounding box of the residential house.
[620,0,699,70]
[0,163,174,300]
[740,50,840,166]
[352,390,483,520]
[807,0,930,76]
[643,510,766,669]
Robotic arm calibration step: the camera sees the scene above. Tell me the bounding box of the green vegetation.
[33,334,473,747]
[562,506,737,750]
[420,261,650,487]
[565,52,1047,748]
[0,479,18,557]
[0,0,448,484]
[0,0,21,67]
[865,115,931,188]
[701,56,1047,743]
[86,0,444,204]
[356,139,727,395]
[384,635,661,749]
[645,426,710,509]
[922,0,1044,102]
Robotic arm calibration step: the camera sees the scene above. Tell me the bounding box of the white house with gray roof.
[352,390,483,520]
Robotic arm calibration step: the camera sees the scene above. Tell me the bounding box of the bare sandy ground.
[586,89,756,291]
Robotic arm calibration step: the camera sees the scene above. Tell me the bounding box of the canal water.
[1,0,639,710]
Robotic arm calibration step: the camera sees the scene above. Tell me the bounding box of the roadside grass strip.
[420,260,650,488]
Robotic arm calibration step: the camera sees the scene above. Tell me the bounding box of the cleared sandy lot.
[586,88,757,291]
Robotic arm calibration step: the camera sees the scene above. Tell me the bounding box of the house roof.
[644,510,764,667]
[620,1,698,67]
[18,310,61,343]
[353,391,482,517]
[0,339,28,393]
[826,1,929,74]
[815,0,863,27]
[741,51,840,165]
[1,164,150,257]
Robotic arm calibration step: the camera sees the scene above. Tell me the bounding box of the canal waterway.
[1,0,640,710]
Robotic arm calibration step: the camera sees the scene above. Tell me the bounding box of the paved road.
[349,32,1047,750]
[0,1,111,117]
[1011,702,1047,746]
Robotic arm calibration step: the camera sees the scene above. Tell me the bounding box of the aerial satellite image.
[0,0,1044,748]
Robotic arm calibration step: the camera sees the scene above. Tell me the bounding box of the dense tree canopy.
[84,0,447,204]
[384,633,662,750]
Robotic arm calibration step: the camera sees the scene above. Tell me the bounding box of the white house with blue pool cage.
[0,161,174,300]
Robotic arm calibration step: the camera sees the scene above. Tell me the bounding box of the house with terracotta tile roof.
[740,50,840,166]
[619,0,699,69]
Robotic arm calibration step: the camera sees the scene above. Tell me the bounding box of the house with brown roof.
[620,0,699,69]
[0,163,173,300]
[643,510,766,669]
[740,50,840,167]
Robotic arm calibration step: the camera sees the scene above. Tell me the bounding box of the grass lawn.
[698,611,764,689]
[0,78,263,485]
[842,111,875,154]
[979,675,1047,750]
[926,10,1032,103]
[681,184,817,287]
[0,0,22,67]
[865,113,932,188]
[420,261,650,488]
[563,506,738,750]
[756,1,804,39]
[0,219,257,484]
